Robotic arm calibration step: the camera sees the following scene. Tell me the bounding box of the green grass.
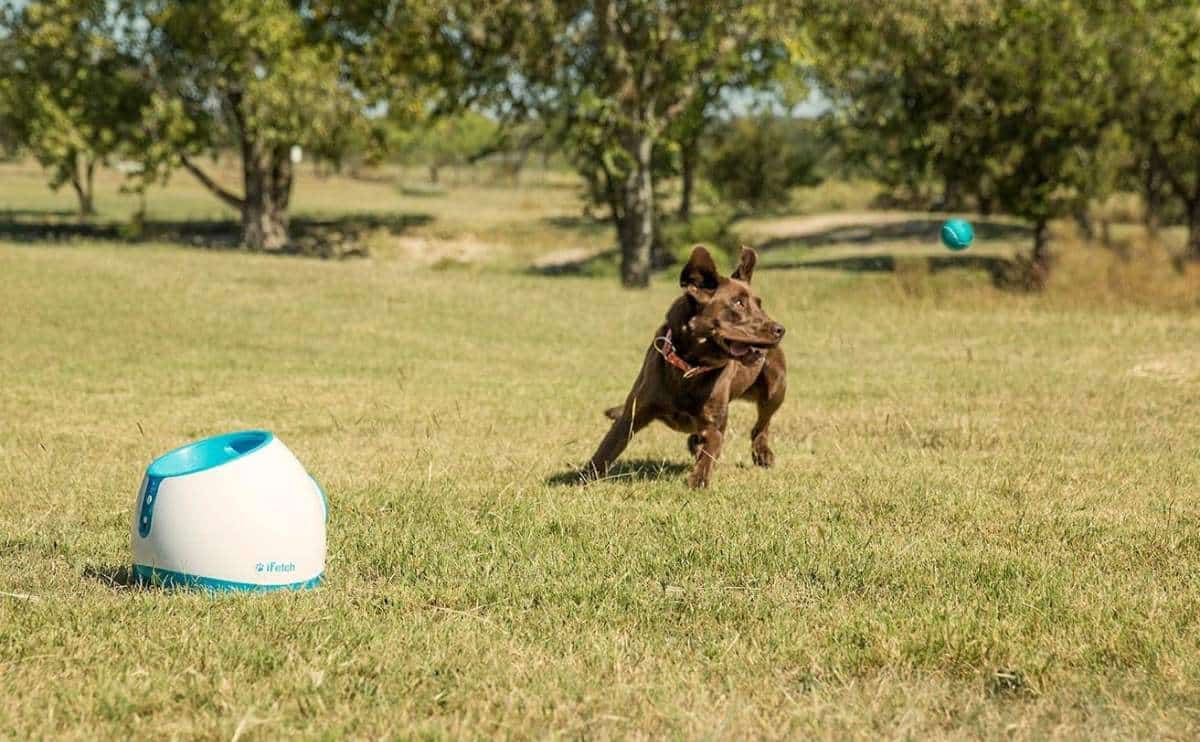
[3,163,1200,738]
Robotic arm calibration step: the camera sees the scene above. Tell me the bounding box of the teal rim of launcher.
[139,430,276,538]
[133,565,323,592]
[148,430,274,479]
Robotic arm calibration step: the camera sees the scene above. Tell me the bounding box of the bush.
[706,116,824,212]
[658,209,739,265]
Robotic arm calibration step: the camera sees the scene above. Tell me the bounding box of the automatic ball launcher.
[131,430,327,591]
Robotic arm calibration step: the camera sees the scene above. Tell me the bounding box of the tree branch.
[180,155,244,210]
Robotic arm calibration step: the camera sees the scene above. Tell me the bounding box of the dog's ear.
[680,245,720,302]
[731,245,757,284]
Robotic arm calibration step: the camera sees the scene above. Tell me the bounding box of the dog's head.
[679,245,785,362]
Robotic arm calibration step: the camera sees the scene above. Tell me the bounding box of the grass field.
[2,163,1200,738]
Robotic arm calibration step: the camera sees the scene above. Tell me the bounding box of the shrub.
[658,209,739,265]
[705,116,824,212]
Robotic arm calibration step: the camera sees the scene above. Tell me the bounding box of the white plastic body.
[131,436,326,587]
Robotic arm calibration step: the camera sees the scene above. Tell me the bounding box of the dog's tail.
[603,405,622,421]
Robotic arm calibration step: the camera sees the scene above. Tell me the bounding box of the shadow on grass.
[752,217,1039,289]
[82,564,138,589]
[546,458,691,486]
[541,214,612,233]
[0,208,78,220]
[756,217,1030,252]
[527,216,1034,281]
[0,212,433,259]
[762,253,1017,278]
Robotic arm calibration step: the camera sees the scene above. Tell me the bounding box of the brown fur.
[585,245,787,488]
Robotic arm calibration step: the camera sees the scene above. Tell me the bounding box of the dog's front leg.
[687,423,725,489]
[687,381,732,488]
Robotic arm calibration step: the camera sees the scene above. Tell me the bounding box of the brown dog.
[585,245,787,488]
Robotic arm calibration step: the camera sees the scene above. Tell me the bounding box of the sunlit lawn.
[2,161,1200,738]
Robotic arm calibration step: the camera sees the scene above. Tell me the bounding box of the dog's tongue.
[728,341,751,357]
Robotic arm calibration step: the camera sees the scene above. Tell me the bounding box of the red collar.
[653,328,722,379]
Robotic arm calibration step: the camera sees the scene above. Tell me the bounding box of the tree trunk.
[678,137,697,222]
[241,139,292,251]
[71,153,96,218]
[650,213,672,269]
[941,178,963,211]
[1142,165,1162,236]
[616,132,655,289]
[429,163,440,185]
[1073,203,1094,242]
[1187,203,1200,262]
[1030,217,1051,289]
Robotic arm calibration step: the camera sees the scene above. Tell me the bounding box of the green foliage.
[1105,1,1200,256]
[121,0,424,248]
[131,0,367,176]
[0,0,152,214]
[658,210,738,265]
[813,1,981,205]
[982,2,1116,228]
[706,116,824,212]
[814,0,1119,273]
[455,0,799,286]
[0,96,20,159]
[386,111,500,181]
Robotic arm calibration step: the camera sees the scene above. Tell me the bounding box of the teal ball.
[941,219,974,251]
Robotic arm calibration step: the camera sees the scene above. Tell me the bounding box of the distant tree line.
[1,0,1198,288]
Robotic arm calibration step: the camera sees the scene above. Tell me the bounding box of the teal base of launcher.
[133,565,323,592]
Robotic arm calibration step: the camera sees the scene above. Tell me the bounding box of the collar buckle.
[654,329,719,379]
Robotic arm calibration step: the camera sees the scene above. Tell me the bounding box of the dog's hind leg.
[585,399,655,481]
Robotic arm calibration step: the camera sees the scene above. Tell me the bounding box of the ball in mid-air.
[941,219,974,251]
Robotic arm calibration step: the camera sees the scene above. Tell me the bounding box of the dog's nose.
[771,323,786,340]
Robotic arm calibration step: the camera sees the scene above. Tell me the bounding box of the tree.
[671,97,707,222]
[814,0,1116,284]
[982,0,1116,275]
[0,0,151,217]
[813,1,989,208]
[1107,2,1200,261]
[455,1,795,288]
[665,40,797,222]
[128,0,371,250]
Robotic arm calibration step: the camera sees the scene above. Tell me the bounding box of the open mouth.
[722,338,775,359]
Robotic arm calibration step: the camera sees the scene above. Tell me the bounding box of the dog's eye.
[733,297,746,310]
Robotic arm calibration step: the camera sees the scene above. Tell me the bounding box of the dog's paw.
[574,462,606,485]
[752,446,775,468]
[686,470,710,489]
[687,434,703,457]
